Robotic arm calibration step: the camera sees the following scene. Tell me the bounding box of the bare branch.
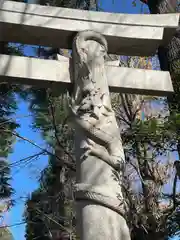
[2,129,76,172]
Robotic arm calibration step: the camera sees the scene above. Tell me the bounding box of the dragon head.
[73,30,108,65]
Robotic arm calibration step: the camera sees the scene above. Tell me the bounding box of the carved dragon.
[68,30,130,239]
[68,31,125,171]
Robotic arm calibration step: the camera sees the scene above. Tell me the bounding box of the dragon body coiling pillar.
[68,30,131,240]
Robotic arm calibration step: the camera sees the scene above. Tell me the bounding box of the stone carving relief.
[68,30,131,240]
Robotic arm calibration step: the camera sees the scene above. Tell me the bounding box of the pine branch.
[48,91,75,166]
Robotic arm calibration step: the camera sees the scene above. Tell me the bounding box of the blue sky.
[9,98,48,239]
[5,0,179,239]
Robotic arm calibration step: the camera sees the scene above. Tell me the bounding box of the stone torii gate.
[0,1,179,240]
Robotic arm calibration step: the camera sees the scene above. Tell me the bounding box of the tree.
[166,206,180,239]
[114,55,178,240]
[140,0,180,151]
[38,0,97,10]
[0,44,23,202]
[138,1,180,237]
[0,41,24,240]
[25,189,53,240]
[25,88,74,239]
[0,43,24,202]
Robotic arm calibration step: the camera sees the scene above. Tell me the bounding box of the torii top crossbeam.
[0,0,179,55]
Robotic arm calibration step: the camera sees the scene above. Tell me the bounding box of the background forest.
[0,0,179,240]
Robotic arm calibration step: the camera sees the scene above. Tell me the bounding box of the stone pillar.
[68,30,131,240]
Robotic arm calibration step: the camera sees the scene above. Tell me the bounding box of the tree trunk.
[134,141,159,226]
[142,0,180,160]
[69,30,131,240]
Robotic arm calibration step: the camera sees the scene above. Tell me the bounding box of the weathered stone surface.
[1,1,179,28]
[0,54,173,96]
[69,30,131,240]
[0,1,179,55]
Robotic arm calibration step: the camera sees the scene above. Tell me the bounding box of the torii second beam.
[0,54,173,96]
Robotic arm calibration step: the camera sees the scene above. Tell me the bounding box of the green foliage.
[168,74,180,115]
[166,207,180,238]
[0,43,23,206]
[28,88,73,150]
[0,86,19,200]
[132,0,137,7]
[0,160,14,199]
[29,88,53,143]
[25,87,75,238]
[0,83,21,202]
[0,42,24,240]
[24,190,51,240]
[38,0,97,10]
